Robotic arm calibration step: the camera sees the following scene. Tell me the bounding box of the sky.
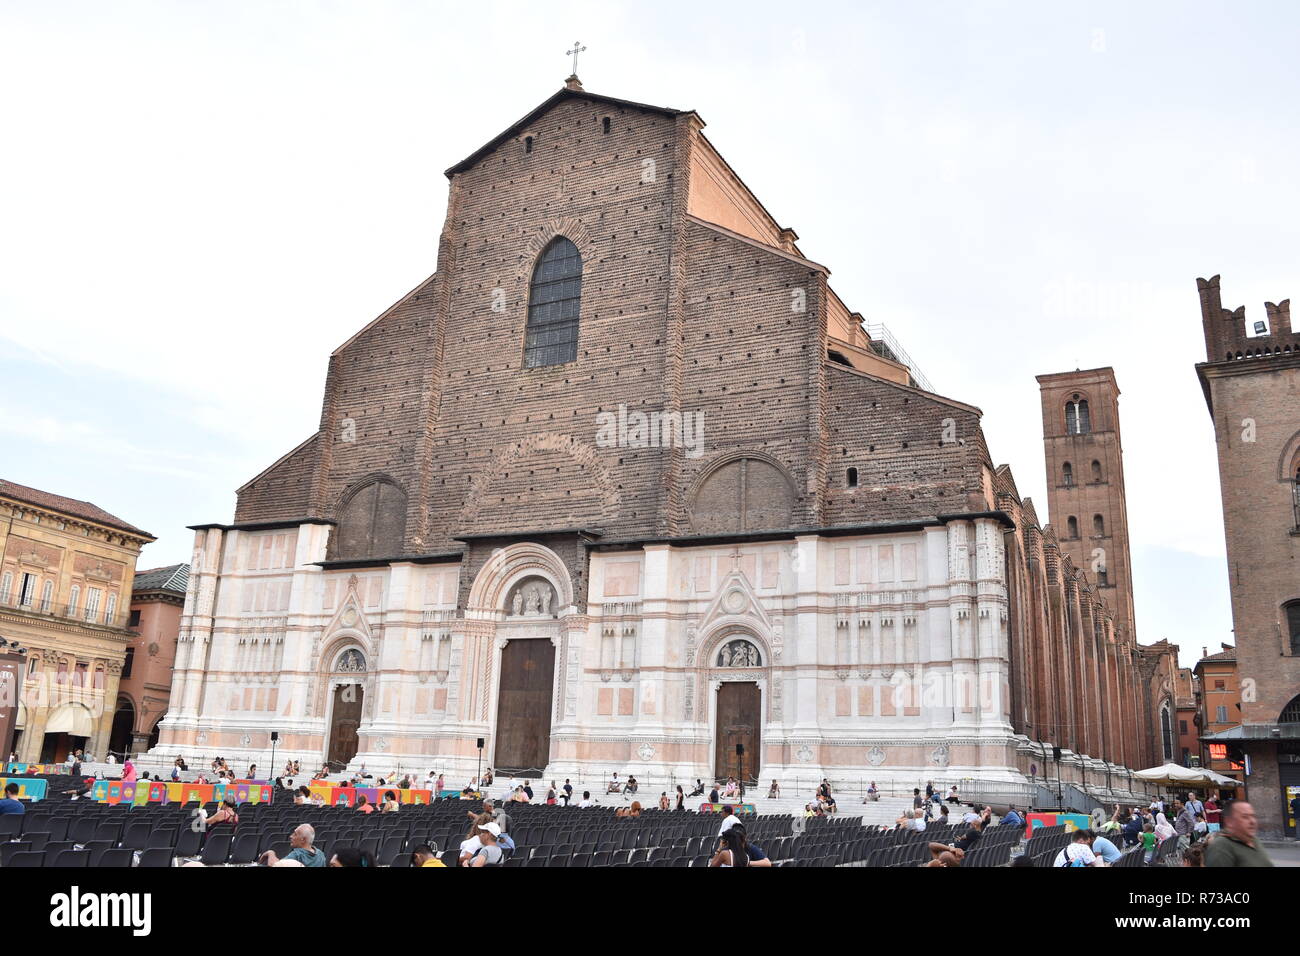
[3,0,1295,667]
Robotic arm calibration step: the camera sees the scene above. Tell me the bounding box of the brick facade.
[1196,274,1300,838]
[152,84,1161,794]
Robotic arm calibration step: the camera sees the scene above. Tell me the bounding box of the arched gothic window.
[1093,514,1105,537]
[525,237,582,368]
[1160,703,1173,761]
[1065,395,1091,435]
[1062,462,1074,486]
[1067,516,1079,539]
[1091,460,1102,482]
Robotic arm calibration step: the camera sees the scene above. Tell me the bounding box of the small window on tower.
[846,467,859,488]
[525,135,534,154]
[1091,460,1102,482]
[1093,514,1105,536]
[1062,462,1073,486]
[1067,516,1079,539]
[602,116,611,134]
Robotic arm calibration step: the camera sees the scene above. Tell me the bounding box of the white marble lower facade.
[151,516,1027,788]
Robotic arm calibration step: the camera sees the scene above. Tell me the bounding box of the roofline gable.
[444,87,697,179]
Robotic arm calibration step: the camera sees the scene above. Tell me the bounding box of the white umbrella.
[1131,763,1206,786]
[1200,769,1242,789]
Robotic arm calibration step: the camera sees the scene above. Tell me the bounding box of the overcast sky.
[4,1,1295,666]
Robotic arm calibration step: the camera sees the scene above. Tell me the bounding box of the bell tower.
[1036,367,1137,641]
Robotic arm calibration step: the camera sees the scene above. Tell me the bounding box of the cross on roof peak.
[566,40,587,79]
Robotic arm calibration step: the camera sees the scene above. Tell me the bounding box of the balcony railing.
[0,593,129,629]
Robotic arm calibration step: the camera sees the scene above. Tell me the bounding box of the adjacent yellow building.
[0,479,155,762]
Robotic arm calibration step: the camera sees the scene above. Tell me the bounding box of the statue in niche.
[718,639,760,668]
[337,649,366,673]
[505,577,557,618]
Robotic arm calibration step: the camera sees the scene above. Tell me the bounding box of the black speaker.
[270,731,279,742]
[477,737,485,749]
[736,743,744,756]
[1052,746,1062,762]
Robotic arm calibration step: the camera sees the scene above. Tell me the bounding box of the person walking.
[1204,802,1273,867]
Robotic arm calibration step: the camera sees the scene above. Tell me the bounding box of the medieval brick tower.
[1195,274,1300,839]
[1036,368,1137,643]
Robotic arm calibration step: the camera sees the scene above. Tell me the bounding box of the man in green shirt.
[1204,801,1272,867]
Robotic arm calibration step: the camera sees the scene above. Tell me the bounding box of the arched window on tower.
[1062,462,1073,486]
[1285,601,1300,656]
[1093,514,1105,537]
[1067,516,1079,539]
[1065,395,1091,435]
[525,237,582,368]
[1091,460,1102,483]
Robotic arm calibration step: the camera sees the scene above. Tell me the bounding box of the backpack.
[1059,846,1087,867]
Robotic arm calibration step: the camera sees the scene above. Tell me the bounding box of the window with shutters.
[524,237,582,368]
[18,572,36,607]
[1215,705,1228,723]
[0,571,10,604]
[68,585,80,616]
[40,580,53,613]
[85,588,102,622]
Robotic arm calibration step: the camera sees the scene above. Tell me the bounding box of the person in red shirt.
[356,794,375,814]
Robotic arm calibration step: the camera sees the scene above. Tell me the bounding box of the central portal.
[327,683,363,768]
[494,638,555,776]
[715,682,761,785]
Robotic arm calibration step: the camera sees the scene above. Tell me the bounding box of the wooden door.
[715,682,761,786]
[493,639,555,776]
[327,683,363,767]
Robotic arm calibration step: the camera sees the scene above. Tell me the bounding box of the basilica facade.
[152,79,1164,789]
